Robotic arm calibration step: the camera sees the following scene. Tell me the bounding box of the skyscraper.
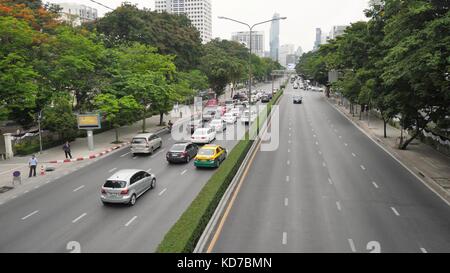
[313,28,322,51]
[279,44,295,67]
[231,31,265,57]
[154,0,212,43]
[270,13,280,62]
[56,3,98,26]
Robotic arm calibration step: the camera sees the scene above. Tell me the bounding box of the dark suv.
[166,142,198,164]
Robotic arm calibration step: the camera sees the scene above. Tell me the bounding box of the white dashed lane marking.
[72,213,87,223]
[284,198,289,207]
[125,216,138,227]
[361,165,366,170]
[73,185,85,192]
[348,239,356,252]
[372,182,379,189]
[159,188,167,196]
[391,207,400,216]
[282,232,287,245]
[22,210,39,220]
[109,168,117,173]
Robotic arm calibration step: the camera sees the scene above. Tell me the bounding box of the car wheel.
[150,178,156,189]
[186,155,190,163]
[216,159,221,168]
[150,147,154,154]
[129,194,137,206]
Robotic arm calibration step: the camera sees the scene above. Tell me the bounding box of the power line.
[88,0,114,11]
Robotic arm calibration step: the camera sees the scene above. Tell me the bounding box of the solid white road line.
[328,178,333,185]
[361,165,366,170]
[73,185,85,192]
[108,168,117,173]
[372,182,379,189]
[181,170,187,175]
[391,207,400,216]
[282,232,287,245]
[336,201,342,211]
[120,152,131,157]
[420,248,427,253]
[158,188,167,196]
[284,198,289,207]
[22,210,39,220]
[348,239,356,252]
[125,216,138,227]
[72,213,87,223]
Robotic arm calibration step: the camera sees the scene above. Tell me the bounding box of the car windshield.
[170,144,186,152]
[104,180,127,188]
[132,138,147,144]
[194,129,208,135]
[198,149,215,156]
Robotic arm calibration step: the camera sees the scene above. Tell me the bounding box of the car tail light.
[101,189,106,194]
[120,189,129,195]
[201,137,206,139]
[182,151,188,157]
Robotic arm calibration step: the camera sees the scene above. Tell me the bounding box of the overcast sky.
[47,0,370,52]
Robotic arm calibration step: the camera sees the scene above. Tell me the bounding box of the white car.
[191,128,216,144]
[241,110,257,124]
[222,113,237,124]
[209,119,227,132]
[131,133,162,155]
[230,108,241,118]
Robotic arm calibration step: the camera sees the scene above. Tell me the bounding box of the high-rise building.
[231,31,265,57]
[269,13,280,62]
[296,46,303,57]
[279,44,295,67]
[329,25,348,40]
[155,0,212,43]
[313,28,322,51]
[56,3,98,26]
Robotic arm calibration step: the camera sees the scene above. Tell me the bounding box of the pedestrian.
[28,155,38,178]
[63,141,72,159]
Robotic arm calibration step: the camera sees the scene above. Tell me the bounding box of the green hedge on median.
[156,89,284,253]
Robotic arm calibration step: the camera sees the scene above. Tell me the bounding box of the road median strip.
[156,88,285,253]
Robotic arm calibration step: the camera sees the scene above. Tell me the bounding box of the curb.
[45,142,131,164]
[326,97,450,206]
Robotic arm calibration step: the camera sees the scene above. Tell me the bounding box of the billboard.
[77,114,101,130]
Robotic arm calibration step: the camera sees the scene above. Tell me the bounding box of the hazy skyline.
[48,0,370,52]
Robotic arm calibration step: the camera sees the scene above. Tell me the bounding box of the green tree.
[41,94,78,141]
[93,94,141,143]
[87,3,202,71]
[0,16,38,125]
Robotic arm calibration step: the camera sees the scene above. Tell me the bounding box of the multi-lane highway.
[0,82,275,253]
[210,83,450,253]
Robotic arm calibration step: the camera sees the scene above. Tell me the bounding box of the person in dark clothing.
[63,141,72,159]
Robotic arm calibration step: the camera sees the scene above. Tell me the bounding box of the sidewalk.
[328,95,450,202]
[0,106,195,203]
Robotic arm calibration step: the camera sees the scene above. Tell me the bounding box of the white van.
[131,133,162,155]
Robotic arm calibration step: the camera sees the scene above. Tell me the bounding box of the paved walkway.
[328,95,450,200]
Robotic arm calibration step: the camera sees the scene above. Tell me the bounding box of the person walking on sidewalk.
[63,141,72,159]
[28,155,38,178]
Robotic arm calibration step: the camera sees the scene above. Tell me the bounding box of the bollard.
[40,165,45,176]
[12,171,21,186]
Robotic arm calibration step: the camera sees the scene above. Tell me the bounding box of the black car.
[293,95,303,104]
[261,95,270,103]
[166,142,198,163]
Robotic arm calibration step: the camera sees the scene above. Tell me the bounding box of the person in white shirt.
[28,155,38,177]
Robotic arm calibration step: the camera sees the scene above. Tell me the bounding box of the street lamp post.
[38,110,43,154]
[218,16,287,107]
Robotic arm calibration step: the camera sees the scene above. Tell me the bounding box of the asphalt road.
[211,84,450,253]
[0,82,276,253]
